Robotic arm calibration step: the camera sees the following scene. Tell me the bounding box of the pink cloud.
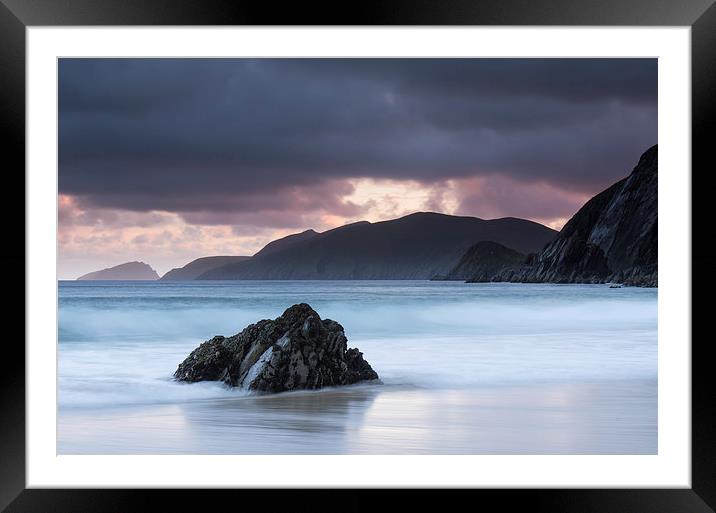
[59,195,172,228]
[453,175,590,229]
[177,179,368,228]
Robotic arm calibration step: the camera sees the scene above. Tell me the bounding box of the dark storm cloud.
[59,58,657,219]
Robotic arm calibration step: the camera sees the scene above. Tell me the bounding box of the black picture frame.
[1,0,711,511]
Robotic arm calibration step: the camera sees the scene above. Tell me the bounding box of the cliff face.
[160,256,251,281]
[199,212,557,280]
[495,145,657,287]
[77,261,159,281]
[433,241,525,282]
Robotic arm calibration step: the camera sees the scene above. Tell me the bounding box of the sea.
[58,280,657,454]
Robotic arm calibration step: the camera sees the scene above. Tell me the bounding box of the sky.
[58,58,657,279]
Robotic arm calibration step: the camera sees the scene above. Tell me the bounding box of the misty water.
[58,280,657,454]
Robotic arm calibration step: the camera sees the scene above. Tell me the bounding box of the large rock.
[174,303,379,393]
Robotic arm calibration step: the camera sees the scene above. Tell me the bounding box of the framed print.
[2,0,712,511]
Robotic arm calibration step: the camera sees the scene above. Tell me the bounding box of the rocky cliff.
[494,145,657,287]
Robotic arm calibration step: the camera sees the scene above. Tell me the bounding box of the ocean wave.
[58,282,657,409]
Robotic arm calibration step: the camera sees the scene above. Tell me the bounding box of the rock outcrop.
[77,261,159,281]
[174,303,379,393]
[493,145,658,287]
[432,241,526,282]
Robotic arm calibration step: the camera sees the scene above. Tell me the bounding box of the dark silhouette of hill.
[433,241,526,282]
[160,256,251,281]
[252,229,319,258]
[77,261,159,281]
[199,212,557,280]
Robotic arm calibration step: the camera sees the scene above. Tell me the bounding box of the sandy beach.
[59,378,656,454]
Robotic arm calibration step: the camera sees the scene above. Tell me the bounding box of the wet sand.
[58,379,656,454]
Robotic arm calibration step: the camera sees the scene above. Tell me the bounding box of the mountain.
[252,229,319,258]
[160,256,251,281]
[199,212,557,280]
[493,144,658,286]
[77,261,159,281]
[432,241,526,282]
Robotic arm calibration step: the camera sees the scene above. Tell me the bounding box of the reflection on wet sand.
[59,379,656,454]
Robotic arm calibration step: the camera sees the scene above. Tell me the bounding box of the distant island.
[77,261,159,281]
